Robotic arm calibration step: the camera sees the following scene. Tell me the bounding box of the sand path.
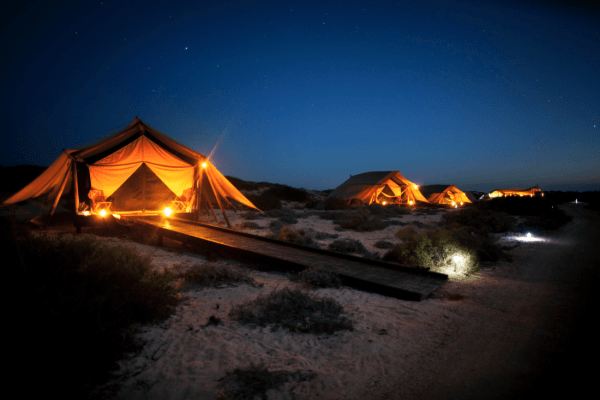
[94,203,597,399]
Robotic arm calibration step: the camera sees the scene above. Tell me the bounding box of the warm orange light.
[414,185,418,189]
[201,162,207,168]
[164,207,173,216]
[113,214,121,219]
[382,201,387,206]
[452,201,456,206]
[83,211,90,216]
[409,200,414,205]
[460,202,463,206]
[99,210,107,217]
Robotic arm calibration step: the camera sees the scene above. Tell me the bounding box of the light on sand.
[164,207,173,217]
[453,254,464,264]
[99,209,107,217]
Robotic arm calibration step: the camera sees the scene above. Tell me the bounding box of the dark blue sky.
[1,0,598,192]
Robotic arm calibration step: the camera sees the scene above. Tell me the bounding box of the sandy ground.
[47,202,593,400]
[5,199,596,399]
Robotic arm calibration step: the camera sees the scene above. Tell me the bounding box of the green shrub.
[229,287,353,334]
[383,226,480,275]
[290,267,342,289]
[13,232,179,398]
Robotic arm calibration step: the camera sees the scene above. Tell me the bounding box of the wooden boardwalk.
[130,216,448,301]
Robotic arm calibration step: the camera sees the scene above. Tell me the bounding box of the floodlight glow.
[164,207,173,216]
[527,232,532,238]
[99,210,107,217]
[453,255,464,263]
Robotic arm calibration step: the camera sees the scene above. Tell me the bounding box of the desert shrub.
[368,203,409,218]
[263,184,311,203]
[324,196,351,210]
[442,207,513,235]
[337,208,387,232]
[245,192,282,211]
[374,240,394,249]
[383,226,480,274]
[290,267,342,289]
[268,220,284,234]
[278,215,299,225]
[313,231,339,240]
[171,261,256,287]
[229,287,353,334]
[328,238,370,256]
[217,362,317,400]
[239,221,261,229]
[240,212,259,220]
[270,226,317,248]
[11,232,179,398]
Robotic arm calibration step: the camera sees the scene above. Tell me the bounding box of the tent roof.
[418,185,455,197]
[419,184,472,205]
[327,171,429,204]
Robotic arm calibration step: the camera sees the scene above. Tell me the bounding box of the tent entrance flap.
[108,163,178,212]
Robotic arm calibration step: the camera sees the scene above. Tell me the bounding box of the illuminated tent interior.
[489,187,542,198]
[1,117,260,227]
[326,171,429,205]
[419,185,472,206]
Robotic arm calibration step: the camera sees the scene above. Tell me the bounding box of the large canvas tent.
[1,117,260,227]
[489,186,541,198]
[327,171,429,205]
[419,185,472,206]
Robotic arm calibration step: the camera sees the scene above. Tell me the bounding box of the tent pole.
[202,187,219,223]
[192,165,200,220]
[44,165,70,230]
[72,161,79,213]
[206,174,231,228]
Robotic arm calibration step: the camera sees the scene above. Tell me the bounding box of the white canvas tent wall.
[326,171,429,205]
[419,184,472,206]
[1,117,260,227]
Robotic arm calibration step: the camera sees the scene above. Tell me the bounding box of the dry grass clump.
[313,231,339,240]
[289,267,342,289]
[171,261,258,288]
[229,287,353,334]
[373,240,394,249]
[441,207,513,235]
[321,208,387,232]
[217,362,317,400]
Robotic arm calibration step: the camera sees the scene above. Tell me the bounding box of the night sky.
[1,0,598,192]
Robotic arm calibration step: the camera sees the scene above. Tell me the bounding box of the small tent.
[419,185,472,206]
[326,171,429,205]
[1,117,260,227]
[489,187,541,198]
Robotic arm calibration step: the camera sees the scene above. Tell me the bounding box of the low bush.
[171,261,257,287]
[290,267,342,289]
[336,208,387,232]
[11,231,179,398]
[239,221,261,229]
[240,212,260,220]
[374,240,394,249]
[323,196,351,210]
[278,215,299,225]
[313,231,339,240]
[263,184,311,203]
[442,207,513,235]
[245,192,282,211]
[328,238,371,256]
[217,362,317,400]
[269,226,317,248]
[383,226,480,275]
[229,287,353,334]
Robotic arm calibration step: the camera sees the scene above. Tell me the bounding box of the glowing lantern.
[99,209,107,217]
[409,200,414,205]
[164,207,173,216]
[83,211,90,216]
[113,214,121,219]
[460,202,463,206]
[452,201,456,206]
[382,201,387,206]
[202,162,207,168]
[414,185,418,189]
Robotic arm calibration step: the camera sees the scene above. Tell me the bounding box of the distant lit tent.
[1,117,260,228]
[327,171,429,205]
[419,185,472,206]
[489,186,541,198]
